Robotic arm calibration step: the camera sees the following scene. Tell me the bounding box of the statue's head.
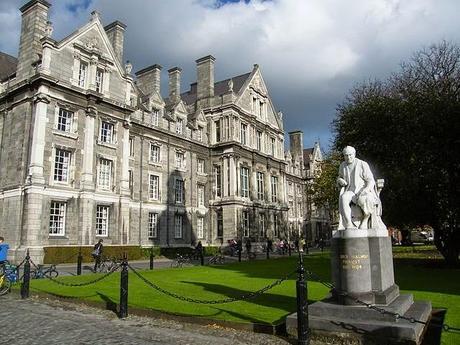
[342,146,356,164]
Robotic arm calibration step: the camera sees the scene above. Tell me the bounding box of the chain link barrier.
[29,259,121,287]
[128,263,296,304]
[304,268,460,334]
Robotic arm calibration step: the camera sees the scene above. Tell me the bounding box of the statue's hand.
[337,178,348,187]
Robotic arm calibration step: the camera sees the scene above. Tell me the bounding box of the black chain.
[29,259,121,287]
[128,263,296,304]
[305,268,460,334]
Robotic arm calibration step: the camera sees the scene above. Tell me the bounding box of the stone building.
[0,0,320,263]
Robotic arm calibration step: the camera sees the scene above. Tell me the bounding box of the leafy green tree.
[333,41,460,265]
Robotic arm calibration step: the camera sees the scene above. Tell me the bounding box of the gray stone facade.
[0,0,328,263]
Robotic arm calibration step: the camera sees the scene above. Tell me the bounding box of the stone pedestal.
[286,230,432,345]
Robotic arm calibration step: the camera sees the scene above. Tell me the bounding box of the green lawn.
[28,251,459,345]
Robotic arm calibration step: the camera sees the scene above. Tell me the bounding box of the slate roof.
[0,51,18,81]
[180,72,251,105]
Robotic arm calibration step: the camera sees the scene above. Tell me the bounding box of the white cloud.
[1,0,460,149]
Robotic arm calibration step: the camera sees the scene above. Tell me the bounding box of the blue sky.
[2,0,460,151]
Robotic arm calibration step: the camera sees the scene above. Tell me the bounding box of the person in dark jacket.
[92,239,104,272]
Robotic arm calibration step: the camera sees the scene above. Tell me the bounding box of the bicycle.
[208,254,225,265]
[95,257,119,273]
[247,251,257,260]
[31,264,59,279]
[0,263,11,295]
[170,254,192,268]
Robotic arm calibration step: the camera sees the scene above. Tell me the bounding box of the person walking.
[0,236,9,265]
[92,239,103,272]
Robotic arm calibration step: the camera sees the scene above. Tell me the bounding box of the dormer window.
[197,126,203,142]
[78,61,88,88]
[176,118,183,134]
[151,109,159,126]
[95,68,104,93]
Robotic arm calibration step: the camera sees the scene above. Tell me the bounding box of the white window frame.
[148,174,160,200]
[78,61,88,88]
[240,123,247,145]
[197,217,204,239]
[100,121,114,144]
[175,151,185,170]
[174,214,183,238]
[95,67,104,93]
[271,175,278,202]
[151,109,159,126]
[98,158,112,190]
[257,171,264,200]
[149,144,161,163]
[176,118,183,134]
[197,126,203,142]
[197,159,205,174]
[54,148,71,183]
[240,167,249,198]
[56,108,74,133]
[256,131,262,151]
[271,137,276,156]
[214,165,221,197]
[129,137,135,157]
[148,212,159,238]
[197,184,205,207]
[96,205,109,237]
[175,179,184,204]
[49,201,66,236]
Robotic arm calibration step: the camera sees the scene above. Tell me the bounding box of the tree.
[332,41,460,266]
[306,151,342,227]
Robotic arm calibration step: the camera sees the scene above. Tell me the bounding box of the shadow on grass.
[96,292,118,316]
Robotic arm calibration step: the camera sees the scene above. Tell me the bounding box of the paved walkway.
[0,294,291,345]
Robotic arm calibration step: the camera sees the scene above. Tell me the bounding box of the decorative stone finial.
[90,10,100,21]
[45,21,53,37]
[125,61,133,75]
[227,79,233,92]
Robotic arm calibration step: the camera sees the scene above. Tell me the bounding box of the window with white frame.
[197,159,205,174]
[78,61,88,88]
[214,165,221,197]
[271,176,278,202]
[197,126,203,142]
[100,121,114,143]
[49,201,66,236]
[271,137,276,156]
[256,171,264,200]
[129,137,134,157]
[175,179,184,204]
[54,148,71,182]
[259,213,266,237]
[197,217,204,239]
[149,174,160,200]
[98,158,112,189]
[215,120,221,142]
[148,212,158,238]
[57,108,74,133]
[95,68,104,93]
[273,214,279,238]
[175,118,183,134]
[151,109,159,126]
[240,123,247,145]
[149,144,160,163]
[174,214,183,238]
[242,210,250,237]
[96,205,109,236]
[197,184,205,207]
[240,167,249,198]
[256,131,262,151]
[175,151,185,169]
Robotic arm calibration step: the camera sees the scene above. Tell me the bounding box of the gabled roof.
[0,52,18,81]
[180,72,251,105]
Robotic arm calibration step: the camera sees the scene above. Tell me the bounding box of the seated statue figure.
[337,146,384,230]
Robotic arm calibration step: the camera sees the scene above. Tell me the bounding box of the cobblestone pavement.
[0,294,292,345]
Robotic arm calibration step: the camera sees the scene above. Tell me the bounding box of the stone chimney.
[135,64,162,95]
[289,130,304,163]
[196,55,215,101]
[168,67,182,102]
[16,0,51,80]
[104,21,126,65]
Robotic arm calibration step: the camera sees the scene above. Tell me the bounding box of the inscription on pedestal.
[340,254,368,270]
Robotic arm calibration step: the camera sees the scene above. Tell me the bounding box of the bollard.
[238,248,242,262]
[266,241,270,259]
[119,253,129,319]
[77,247,82,276]
[21,249,31,299]
[288,242,292,256]
[305,243,309,255]
[296,251,310,345]
[149,249,154,270]
[200,251,204,266]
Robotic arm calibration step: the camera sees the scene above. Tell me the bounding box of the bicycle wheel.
[0,273,11,296]
[46,270,58,278]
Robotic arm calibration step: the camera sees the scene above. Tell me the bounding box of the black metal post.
[77,247,82,276]
[305,242,309,255]
[238,247,242,262]
[296,251,310,345]
[288,242,292,256]
[149,248,154,270]
[266,240,270,259]
[21,249,31,299]
[119,253,129,319]
[200,250,204,266]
